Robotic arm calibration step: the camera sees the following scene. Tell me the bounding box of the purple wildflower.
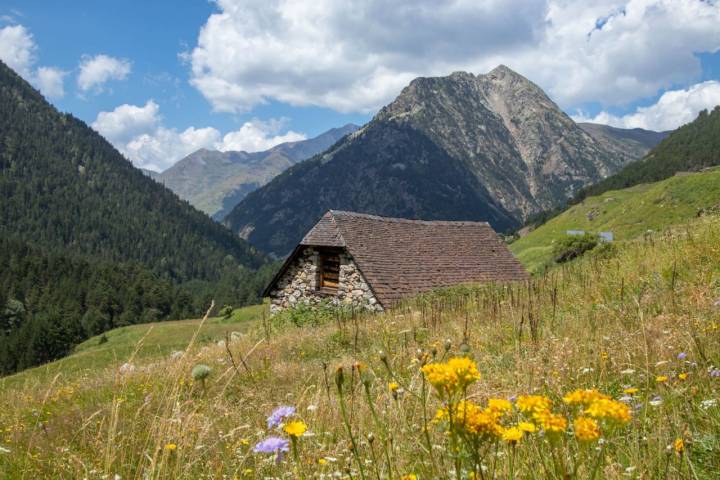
[677,352,687,360]
[710,369,720,378]
[508,395,517,402]
[267,406,296,428]
[254,436,289,463]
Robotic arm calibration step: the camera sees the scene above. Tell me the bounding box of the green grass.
[1,221,720,479]
[0,303,268,391]
[511,167,720,272]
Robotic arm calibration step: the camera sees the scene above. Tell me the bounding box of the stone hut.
[264,210,529,314]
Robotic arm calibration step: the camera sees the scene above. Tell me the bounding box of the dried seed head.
[444,339,452,351]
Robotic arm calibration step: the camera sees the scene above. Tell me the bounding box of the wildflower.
[623,387,638,395]
[283,420,307,437]
[656,375,668,383]
[267,406,296,429]
[253,437,289,462]
[421,357,480,395]
[710,368,720,378]
[487,398,512,414]
[388,382,399,393]
[400,475,417,480]
[436,400,503,437]
[673,438,684,454]
[649,396,663,407]
[620,369,635,375]
[677,352,687,360]
[535,411,567,433]
[678,373,688,381]
[164,443,177,451]
[318,458,327,465]
[700,399,717,409]
[563,389,610,406]
[574,416,600,442]
[502,427,524,444]
[518,421,536,433]
[584,399,632,424]
[516,395,552,415]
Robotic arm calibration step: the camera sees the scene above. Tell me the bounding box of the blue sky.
[1,1,719,171]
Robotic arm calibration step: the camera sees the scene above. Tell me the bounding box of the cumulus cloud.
[77,54,131,92]
[187,0,720,113]
[573,81,720,131]
[0,24,66,98]
[92,100,306,171]
[217,119,305,152]
[35,66,67,98]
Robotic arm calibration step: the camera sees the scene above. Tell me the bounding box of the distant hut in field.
[264,210,529,314]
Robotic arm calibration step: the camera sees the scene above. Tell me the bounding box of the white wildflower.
[620,369,636,375]
[118,363,135,374]
[700,399,717,410]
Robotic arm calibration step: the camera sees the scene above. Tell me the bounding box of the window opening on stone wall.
[319,252,340,291]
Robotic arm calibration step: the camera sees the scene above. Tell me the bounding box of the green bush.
[272,301,344,328]
[553,233,599,264]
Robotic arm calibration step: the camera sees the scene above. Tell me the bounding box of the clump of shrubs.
[553,233,599,264]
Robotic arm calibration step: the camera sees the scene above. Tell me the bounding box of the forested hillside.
[0,60,273,374]
[0,60,264,281]
[575,106,720,200]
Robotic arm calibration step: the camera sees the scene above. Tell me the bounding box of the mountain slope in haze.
[511,166,720,272]
[575,106,720,201]
[156,124,358,219]
[578,122,668,163]
[0,60,265,281]
[225,66,651,256]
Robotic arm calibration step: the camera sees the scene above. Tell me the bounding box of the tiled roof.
[277,210,528,307]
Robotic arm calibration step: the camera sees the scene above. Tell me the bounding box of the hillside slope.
[576,106,720,200]
[511,167,720,271]
[225,66,650,256]
[157,124,358,219]
[578,122,668,162]
[0,60,264,281]
[2,217,719,478]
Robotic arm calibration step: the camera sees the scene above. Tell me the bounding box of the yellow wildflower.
[535,411,567,433]
[421,357,480,395]
[678,373,688,380]
[623,387,638,395]
[164,443,177,451]
[563,389,610,406]
[318,458,328,465]
[516,395,552,415]
[656,375,669,383]
[400,475,417,480]
[436,400,503,437]
[283,420,307,437]
[487,398,513,414]
[388,382,399,392]
[502,426,524,444]
[584,398,632,424]
[518,421,537,433]
[573,417,600,442]
[673,438,684,454]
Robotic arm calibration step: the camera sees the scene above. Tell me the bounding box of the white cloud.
[35,66,67,98]
[573,81,720,131]
[187,0,720,113]
[0,24,34,76]
[0,24,67,98]
[217,118,305,152]
[92,101,306,172]
[77,54,131,92]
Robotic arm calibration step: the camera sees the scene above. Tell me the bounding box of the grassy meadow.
[511,167,720,272]
[1,218,719,479]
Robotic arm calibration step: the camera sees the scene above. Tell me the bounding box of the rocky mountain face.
[225,66,657,257]
[156,124,358,219]
[578,123,668,164]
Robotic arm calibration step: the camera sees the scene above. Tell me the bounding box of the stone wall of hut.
[268,247,382,314]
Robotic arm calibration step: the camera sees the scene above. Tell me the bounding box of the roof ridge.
[328,210,491,226]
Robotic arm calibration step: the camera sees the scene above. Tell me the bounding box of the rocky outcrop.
[226,66,658,256]
[269,247,381,314]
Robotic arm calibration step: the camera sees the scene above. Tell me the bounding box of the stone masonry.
[269,247,382,314]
